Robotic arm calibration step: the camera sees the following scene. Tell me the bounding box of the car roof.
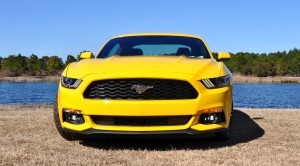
[112,33,203,40]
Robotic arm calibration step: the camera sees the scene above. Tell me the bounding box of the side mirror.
[80,51,94,59]
[218,52,230,60]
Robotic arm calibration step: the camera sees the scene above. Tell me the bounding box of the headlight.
[61,76,82,89]
[200,75,231,89]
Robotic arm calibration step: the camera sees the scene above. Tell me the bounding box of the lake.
[0,82,299,108]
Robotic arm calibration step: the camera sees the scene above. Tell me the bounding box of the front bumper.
[57,72,232,134]
[63,128,228,139]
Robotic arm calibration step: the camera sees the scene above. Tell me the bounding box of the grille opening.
[83,79,198,100]
[91,116,192,126]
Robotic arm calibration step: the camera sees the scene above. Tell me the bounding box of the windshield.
[97,36,211,59]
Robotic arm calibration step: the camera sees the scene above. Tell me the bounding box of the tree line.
[0,48,300,77]
[216,48,300,77]
[0,54,77,77]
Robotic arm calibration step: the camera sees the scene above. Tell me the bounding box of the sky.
[1,0,300,61]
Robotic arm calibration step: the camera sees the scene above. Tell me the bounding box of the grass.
[0,105,300,165]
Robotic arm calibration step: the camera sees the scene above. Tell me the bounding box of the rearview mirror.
[80,51,94,59]
[218,52,230,60]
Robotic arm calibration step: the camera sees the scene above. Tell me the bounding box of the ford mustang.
[54,33,233,140]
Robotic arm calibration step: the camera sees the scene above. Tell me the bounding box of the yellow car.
[54,33,233,140]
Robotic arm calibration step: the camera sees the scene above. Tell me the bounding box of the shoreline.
[233,75,300,83]
[0,76,60,82]
[1,104,299,110]
[0,75,300,83]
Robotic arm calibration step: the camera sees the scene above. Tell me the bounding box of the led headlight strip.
[71,79,82,88]
[200,75,231,89]
[201,79,215,88]
[61,76,82,89]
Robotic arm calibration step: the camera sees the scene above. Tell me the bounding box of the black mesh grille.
[91,116,192,126]
[83,79,198,100]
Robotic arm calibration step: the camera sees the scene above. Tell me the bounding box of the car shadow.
[79,109,264,150]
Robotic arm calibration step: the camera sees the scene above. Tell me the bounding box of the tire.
[216,102,233,140]
[215,127,231,140]
[53,100,80,141]
[230,101,234,115]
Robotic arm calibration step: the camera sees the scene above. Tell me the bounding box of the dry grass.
[0,105,300,166]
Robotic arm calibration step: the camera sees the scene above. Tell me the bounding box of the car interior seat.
[131,48,143,55]
[176,47,191,56]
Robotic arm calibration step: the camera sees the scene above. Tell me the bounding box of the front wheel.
[53,100,80,141]
[215,127,231,140]
[216,102,233,140]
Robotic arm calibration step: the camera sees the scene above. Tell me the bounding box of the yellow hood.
[65,56,222,79]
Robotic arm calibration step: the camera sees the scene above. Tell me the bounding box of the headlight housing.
[61,76,82,89]
[200,75,231,89]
